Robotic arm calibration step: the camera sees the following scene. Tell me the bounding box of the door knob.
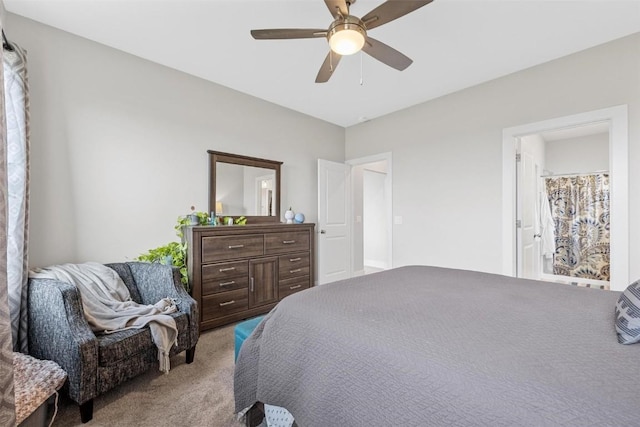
[320,230,326,234]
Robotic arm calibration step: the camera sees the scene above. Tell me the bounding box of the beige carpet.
[47,324,245,427]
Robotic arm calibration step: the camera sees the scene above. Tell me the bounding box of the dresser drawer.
[202,275,248,296]
[279,263,310,281]
[202,235,264,262]
[264,231,310,255]
[278,277,310,299]
[202,289,248,321]
[202,260,248,281]
[278,253,310,272]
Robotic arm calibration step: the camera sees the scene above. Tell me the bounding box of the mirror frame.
[208,150,282,224]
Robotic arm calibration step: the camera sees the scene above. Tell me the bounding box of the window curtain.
[0,27,16,426]
[545,173,610,281]
[4,41,29,353]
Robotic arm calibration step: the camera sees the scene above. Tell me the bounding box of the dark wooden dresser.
[185,223,315,331]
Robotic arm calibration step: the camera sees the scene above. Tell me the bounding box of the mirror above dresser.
[208,151,282,224]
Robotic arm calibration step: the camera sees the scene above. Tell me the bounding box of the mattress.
[234,265,640,426]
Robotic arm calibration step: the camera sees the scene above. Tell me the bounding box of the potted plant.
[186,206,208,227]
[137,208,210,292]
[175,208,209,238]
[136,241,189,289]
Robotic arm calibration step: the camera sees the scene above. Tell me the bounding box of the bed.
[234,265,640,426]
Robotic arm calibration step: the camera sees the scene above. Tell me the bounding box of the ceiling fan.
[250,0,434,83]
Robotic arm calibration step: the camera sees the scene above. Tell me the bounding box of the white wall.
[346,33,640,281]
[545,132,609,174]
[7,12,639,283]
[7,13,345,268]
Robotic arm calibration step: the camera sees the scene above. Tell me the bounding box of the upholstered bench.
[234,316,265,361]
[14,352,67,426]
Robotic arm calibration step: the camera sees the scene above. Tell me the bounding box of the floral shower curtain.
[545,173,610,281]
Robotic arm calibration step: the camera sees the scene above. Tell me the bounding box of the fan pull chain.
[330,50,334,72]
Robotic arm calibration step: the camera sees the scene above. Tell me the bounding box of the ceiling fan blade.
[362,36,412,71]
[324,0,349,19]
[361,0,433,31]
[251,29,327,40]
[316,51,342,83]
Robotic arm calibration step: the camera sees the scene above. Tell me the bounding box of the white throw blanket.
[29,262,178,373]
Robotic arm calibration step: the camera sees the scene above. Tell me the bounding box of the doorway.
[255,174,274,216]
[502,105,629,291]
[517,122,610,288]
[363,169,388,273]
[317,153,393,284]
[347,153,393,277]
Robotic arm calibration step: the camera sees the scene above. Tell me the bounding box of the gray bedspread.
[234,266,640,426]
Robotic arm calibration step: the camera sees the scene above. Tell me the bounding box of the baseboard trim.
[364,260,388,269]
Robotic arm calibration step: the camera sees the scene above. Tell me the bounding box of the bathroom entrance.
[502,105,629,291]
[517,122,610,288]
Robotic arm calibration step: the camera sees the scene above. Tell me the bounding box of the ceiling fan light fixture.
[328,17,366,56]
[250,0,433,82]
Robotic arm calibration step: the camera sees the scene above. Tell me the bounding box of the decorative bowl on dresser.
[186,223,315,331]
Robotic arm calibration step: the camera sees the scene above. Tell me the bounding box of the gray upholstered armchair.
[27,262,199,423]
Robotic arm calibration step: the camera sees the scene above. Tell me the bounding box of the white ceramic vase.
[284,209,295,224]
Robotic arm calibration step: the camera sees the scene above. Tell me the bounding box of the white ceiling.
[5,0,640,127]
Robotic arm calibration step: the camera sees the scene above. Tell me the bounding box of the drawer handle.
[228,244,245,249]
[282,240,296,244]
[219,300,235,307]
[289,257,302,262]
[219,267,236,272]
[289,285,302,290]
[250,277,255,292]
[290,268,302,274]
[219,281,235,287]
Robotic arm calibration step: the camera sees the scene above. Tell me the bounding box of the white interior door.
[317,159,351,284]
[516,144,541,280]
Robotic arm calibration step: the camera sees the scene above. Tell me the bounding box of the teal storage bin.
[234,315,265,361]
